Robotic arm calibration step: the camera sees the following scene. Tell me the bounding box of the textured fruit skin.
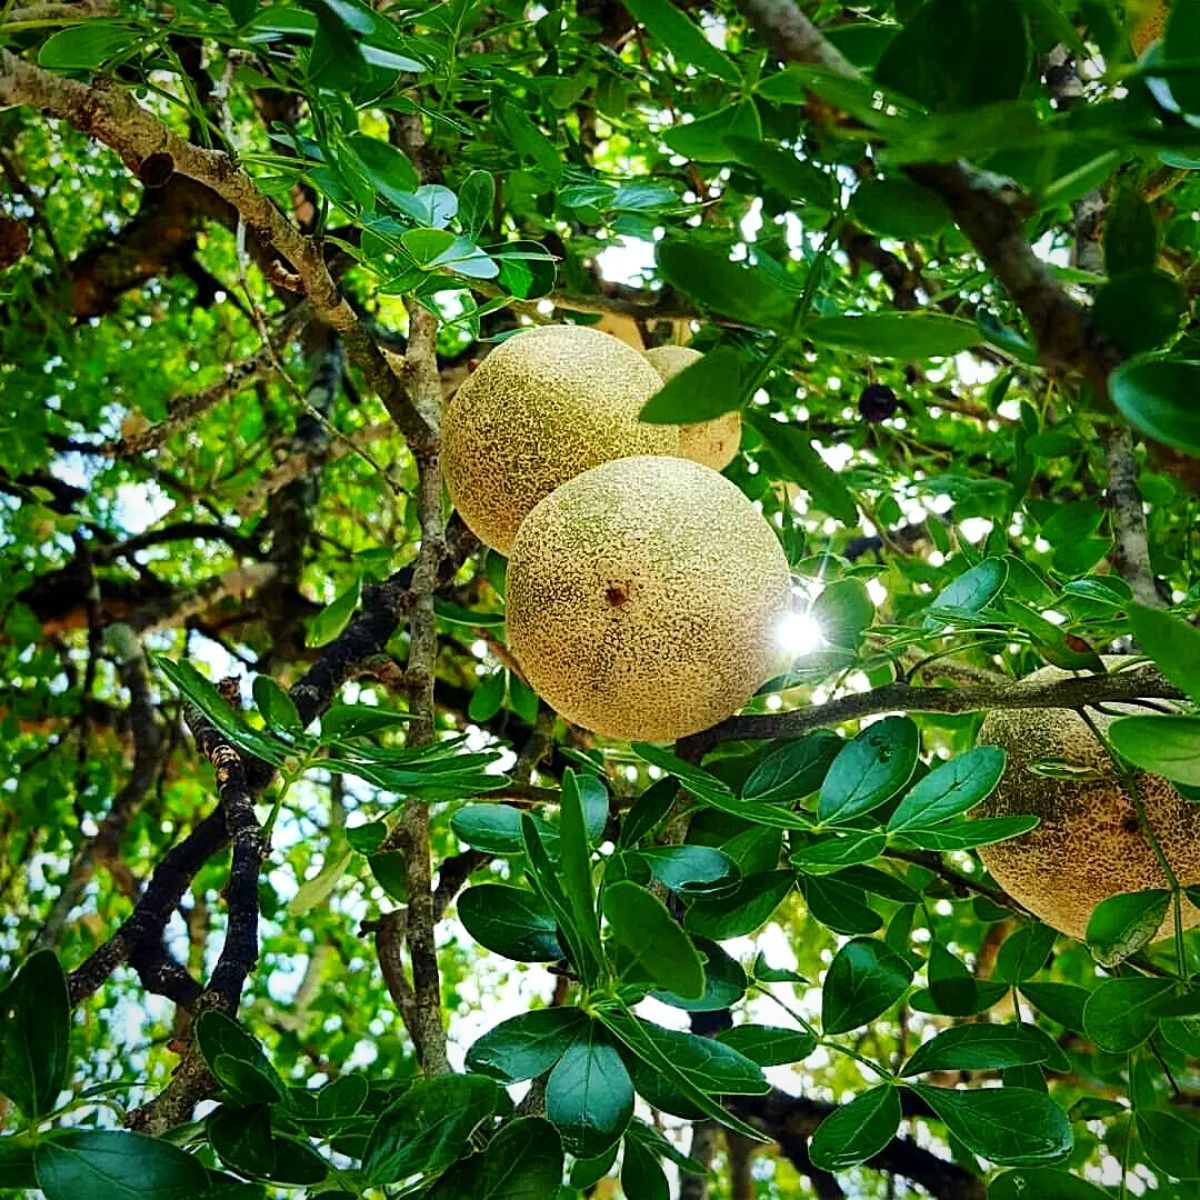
[443,326,673,552]
[1131,1,1167,56]
[645,345,742,471]
[506,456,792,741]
[977,661,1200,939]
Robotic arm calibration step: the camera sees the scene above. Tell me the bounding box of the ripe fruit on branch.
[442,325,672,553]
[506,455,792,742]
[976,661,1200,939]
[644,345,742,471]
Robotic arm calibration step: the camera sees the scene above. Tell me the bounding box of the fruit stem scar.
[604,582,630,607]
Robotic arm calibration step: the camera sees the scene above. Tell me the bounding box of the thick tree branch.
[0,49,430,443]
[680,664,1184,752]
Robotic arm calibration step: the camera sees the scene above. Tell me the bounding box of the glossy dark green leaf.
[345,135,419,207]
[1128,604,1200,702]
[875,0,1030,111]
[1108,715,1200,785]
[652,937,747,1012]
[467,669,506,722]
[1110,359,1200,455]
[1018,982,1089,1033]
[465,1008,588,1083]
[251,675,302,733]
[639,345,744,425]
[657,240,795,330]
[806,313,981,358]
[195,1011,286,1107]
[620,1134,669,1200]
[726,138,836,208]
[522,813,599,983]
[988,1168,1110,1200]
[0,951,69,1118]
[1086,888,1172,966]
[742,732,842,804]
[362,1074,498,1184]
[544,1035,634,1159]
[622,0,739,81]
[496,99,562,185]
[850,177,952,238]
[307,574,362,648]
[603,881,704,998]
[207,1104,277,1180]
[450,805,555,856]
[901,1022,1064,1076]
[791,832,887,874]
[0,1137,36,1190]
[1137,1108,1200,1180]
[927,557,1007,618]
[887,747,1006,832]
[1093,269,1184,355]
[34,1130,210,1200]
[801,874,883,935]
[605,1015,767,1096]
[344,820,387,856]
[822,937,913,1035]
[38,24,140,70]
[993,922,1057,984]
[619,777,679,848]
[809,1085,902,1171]
[320,703,412,741]
[458,884,563,961]
[579,774,610,843]
[456,170,495,242]
[1164,0,1200,113]
[714,1025,817,1067]
[818,716,919,824]
[746,412,859,526]
[560,771,603,969]
[896,814,1038,851]
[685,871,795,939]
[909,1084,1071,1166]
[663,102,762,163]
[639,845,739,894]
[1083,977,1176,1052]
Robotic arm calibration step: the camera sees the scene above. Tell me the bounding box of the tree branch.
[680,664,1184,752]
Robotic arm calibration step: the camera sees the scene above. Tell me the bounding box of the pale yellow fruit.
[442,326,673,553]
[977,660,1200,940]
[1131,0,1168,55]
[506,455,792,742]
[645,345,742,472]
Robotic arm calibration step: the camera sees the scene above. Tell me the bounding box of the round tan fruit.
[645,345,742,472]
[506,455,792,742]
[977,660,1200,940]
[442,326,673,553]
[1131,1,1167,56]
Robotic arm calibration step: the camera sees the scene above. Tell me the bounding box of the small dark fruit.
[858,383,899,422]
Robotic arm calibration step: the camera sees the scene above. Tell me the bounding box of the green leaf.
[0,1137,36,1191]
[726,139,836,209]
[896,814,1038,851]
[606,1015,767,1096]
[195,1012,286,1107]
[451,804,556,856]
[805,313,980,358]
[887,747,1007,832]
[993,922,1057,984]
[1106,186,1158,275]
[603,881,704,998]
[652,936,747,1012]
[988,1168,1111,1200]
[1128,604,1200,702]
[38,24,140,71]
[362,1074,498,1184]
[457,170,495,242]
[1086,888,1172,966]
[812,579,874,650]
[620,1135,669,1200]
[458,884,563,961]
[621,0,740,82]
[714,1025,817,1067]
[1110,359,1200,455]
[321,703,412,740]
[1108,715,1200,784]
[0,951,69,1119]
[908,1084,1071,1166]
[428,1116,564,1200]
[849,177,952,238]
[619,777,679,847]
[521,813,599,983]
[657,240,795,330]
[746,412,859,526]
[685,871,795,939]
[809,1085,902,1171]
[206,1104,277,1181]
[467,671,505,723]
[875,0,1030,112]
[368,849,407,900]
[288,849,353,916]
[927,557,1007,618]
[307,574,362,648]
[821,937,913,1035]
[560,771,603,971]
[1164,0,1200,115]
[791,832,886,874]
[1137,1108,1200,1180]
[545,1034,634,1159]
[638,845,739,894]
[639,346,743,425]
[818,716,919,824]
[663,102,762,163]
[801,874,883,936]
[1093,269,1184,355]
[1083,977,1176,1052]
[345,135,419,207]
[34,1130,210,1200]
[1018,982,1089,1033]
[466,1008,588,1083]
[901,1022,1063,1076]
[742,732,842,804]
[496,99,562,185]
